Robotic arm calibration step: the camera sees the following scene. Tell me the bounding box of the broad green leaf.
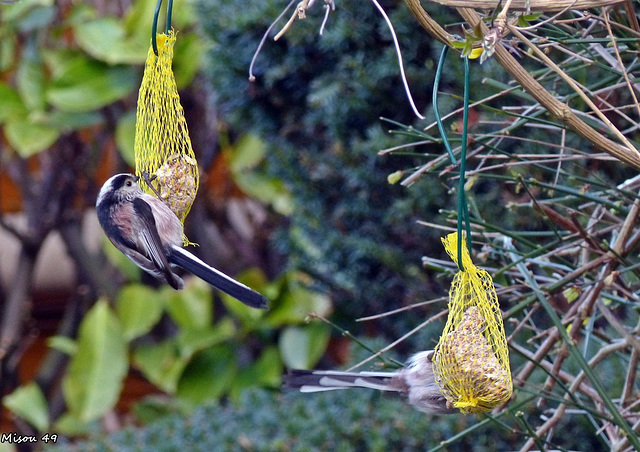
[173,33,205,89]
[228,135,293,214]
[116,284,165,341]
[62,300,128,423]
[115,109,136,166]
[0,83,27,123]
[175,319,236,357]
[278,323,331,369]
[75,18,148,65]
[4,117,59,157]
[134,320,235,395]
[176,345,237,405]
[16,41,45,111]
[229,134,266,172]
[47,335,77,356]
[52,412,95,436]
[42,49,81,79]
[234,173,294,216]
[265,275,332,328]
[46,57,138,112]
[3,382,49,431]
[2,0,53,22]
[229,346,282,400]
[0,33,17,72]
[132,340,188,394]
[3,0,55,32]
[228,134,294,216]
[165,279,212,330]
[123,0,159,41]
[42,110,103,131]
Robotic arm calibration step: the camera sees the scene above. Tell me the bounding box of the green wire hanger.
[432,45,472,272]
[152,0,174,56]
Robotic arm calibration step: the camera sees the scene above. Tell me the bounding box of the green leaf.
[229,135,293,215]
[42,49,81,79]
[229,134,266,172]
[175,319,236,357]
[0,32,17,72]
[0,82,27,123]
[3,382,49,431]
[62,299,128,423]
[133,318,235,395]
[123,0,160,42]
[229,346,282,400]
[132,340,188,394]
[116,284,165,341]
[42,110,103,131]
[4,117,59,157]
[74,17,148,65]
[47,335,77,356]
[278,323,331,369]
[16,40,45,111]
[52,412,96,436]
[176,345,237,405]
[46,56,138,112]
[115,109,136,166]
[3,0,55,33]
[265,274,332,328]
[173,33,205,89]
[165,279,212,330]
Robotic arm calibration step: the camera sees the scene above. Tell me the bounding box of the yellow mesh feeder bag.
[134,30,199,225]
[433,232,512,413]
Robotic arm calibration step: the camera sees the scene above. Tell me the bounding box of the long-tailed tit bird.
[283,350,456,414]
[96,173,269,309]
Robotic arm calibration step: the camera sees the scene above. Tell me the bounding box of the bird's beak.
[133,175,140,183]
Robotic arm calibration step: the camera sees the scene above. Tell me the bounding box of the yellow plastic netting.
[433,232,512,413]
[134,30,199,225]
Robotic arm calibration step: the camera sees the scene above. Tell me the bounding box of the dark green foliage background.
[44,387,606,452]
[199,0,472,339]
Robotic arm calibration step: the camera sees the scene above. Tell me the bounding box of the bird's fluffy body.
[96,173,268,309]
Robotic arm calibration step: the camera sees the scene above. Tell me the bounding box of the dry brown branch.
[402,0,640,169]
[426,0,624,11]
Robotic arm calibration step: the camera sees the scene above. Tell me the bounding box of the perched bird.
[96,173,268,309]
[283,350,456,414]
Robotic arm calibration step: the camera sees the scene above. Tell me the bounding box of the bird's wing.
[132,197,182,289]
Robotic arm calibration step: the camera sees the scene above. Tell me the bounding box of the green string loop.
[432,46,457,165]
[457,55,471,272]
[152,0,174,56]
[433,45,472,272]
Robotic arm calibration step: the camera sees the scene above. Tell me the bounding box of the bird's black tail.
[169,246,269,309]
[283,369,401,393]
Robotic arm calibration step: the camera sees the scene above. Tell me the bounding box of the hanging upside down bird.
[96,173,269,310]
